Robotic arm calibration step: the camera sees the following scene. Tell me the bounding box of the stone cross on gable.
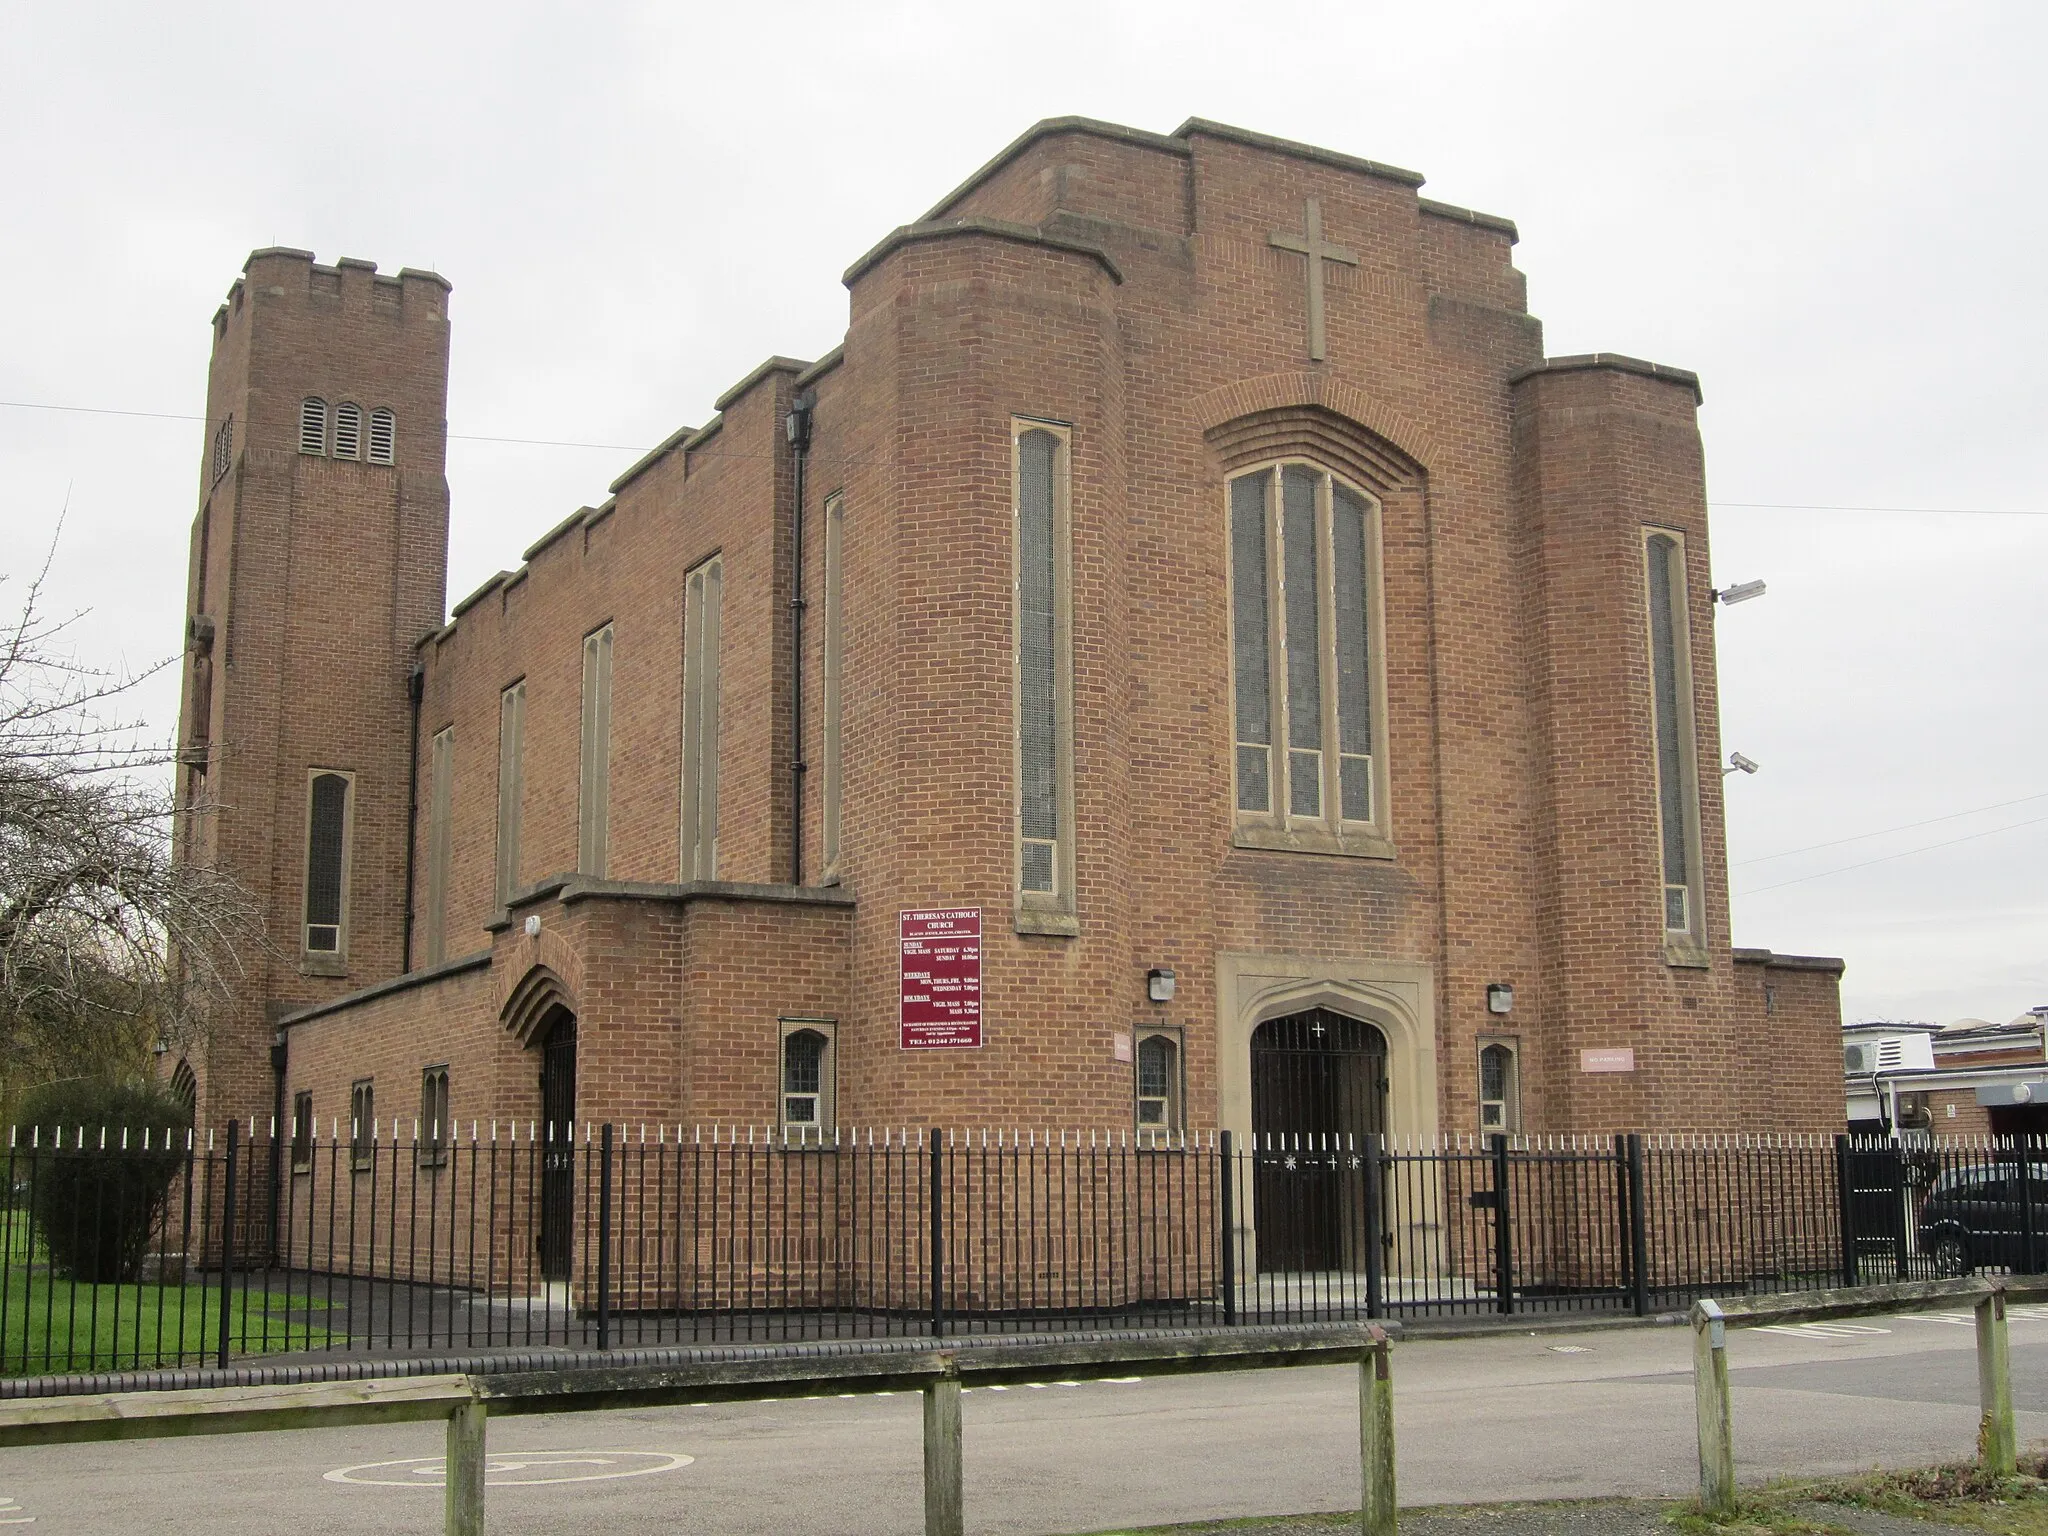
[1269,197,1358,362]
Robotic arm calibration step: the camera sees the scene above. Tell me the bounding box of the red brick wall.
[201,119,1844,1146]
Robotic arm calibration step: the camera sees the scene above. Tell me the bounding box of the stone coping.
[1732,947,1847,975]
[278,948,493,1030]
[485,874,857,932]
[845,215,1123,288]
[1510,352,1705,404]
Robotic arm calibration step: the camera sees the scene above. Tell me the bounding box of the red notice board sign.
[900,908,982,1049]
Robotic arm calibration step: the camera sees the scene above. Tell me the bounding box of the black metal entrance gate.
[1251,1009,1388,1272]
[539,1010,577,1282]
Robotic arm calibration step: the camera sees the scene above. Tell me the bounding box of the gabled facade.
[170,117,1843,1160]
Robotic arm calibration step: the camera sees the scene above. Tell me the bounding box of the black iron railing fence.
[2,1124,2041,1378]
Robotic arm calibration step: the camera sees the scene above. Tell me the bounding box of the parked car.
[1917,1162,2048,1275]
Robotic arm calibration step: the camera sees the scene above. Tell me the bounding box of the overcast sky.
[5,1,2044,1028]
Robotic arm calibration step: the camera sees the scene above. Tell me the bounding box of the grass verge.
[1075,1451,2048,1536]
[1,1270,336,1375]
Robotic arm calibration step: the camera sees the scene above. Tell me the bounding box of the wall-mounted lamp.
[1712,579,1767,605]
[1486,983,1514,1016]
[1146,968,1176,1004]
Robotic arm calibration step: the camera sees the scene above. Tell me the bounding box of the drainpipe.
[400,664,425,969]
[785,394,814,886]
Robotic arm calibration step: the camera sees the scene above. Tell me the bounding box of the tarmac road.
[0,1307,2042,1534]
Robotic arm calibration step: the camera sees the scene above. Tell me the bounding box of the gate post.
[1359,1325,1396,1536]
[1692,1298,1736,1515]
[1833,1135,1857,1286]
[1490,1134,1513,1316]
[217,1119,239,1370]
[1627,1134,1650,1318]
[596,1123,614,1350]
[1219,1130,1237,1325]
[2017,1137,2040,1276]
[923,1363,964,1536]
[928,1128,946,1338]
[1363,1136,1384,1321]
[444,1396,487,1536]
[1975,1287,2016,1475]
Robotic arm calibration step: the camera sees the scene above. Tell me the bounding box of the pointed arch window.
[1228,461,1391,858]
[333,402,363,460]
[298,397,328,456]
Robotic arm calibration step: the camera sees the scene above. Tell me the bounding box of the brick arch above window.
[1204,403,1427,500]
[1193,373,1437,479]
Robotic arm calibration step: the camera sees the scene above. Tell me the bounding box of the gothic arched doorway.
[1250,1008,1389,1272]
[537,1008,577,1282]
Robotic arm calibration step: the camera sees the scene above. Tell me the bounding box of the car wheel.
[1930,1234,1972,1277]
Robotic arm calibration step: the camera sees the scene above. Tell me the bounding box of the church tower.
[172,249,451,1130]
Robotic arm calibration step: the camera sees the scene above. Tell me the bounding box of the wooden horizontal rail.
[1698,1274,2048,1329]
[1691,1274,2047,1513]
[0,1323,1396,1536]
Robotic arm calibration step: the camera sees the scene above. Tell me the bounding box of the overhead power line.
[1733,790,2048,867]
[1711,501,2048,517]
[1736,813,2048,897]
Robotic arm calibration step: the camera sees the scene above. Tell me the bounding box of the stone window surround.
[1135,1024,1185,1139]
[578,621,614,878]
[1012,417,1078,937]
[424,725,454,966]
[495,680,526,909]
[681,554,724,883]
[1225,457,1394,862]
[1478,1036,1521,1135]
[778,1016,837,1146]
[819,494,845,882]
[1642,525,1709,969]
[300,766,355,977]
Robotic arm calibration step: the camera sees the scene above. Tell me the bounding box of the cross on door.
[1269,197,1358,362]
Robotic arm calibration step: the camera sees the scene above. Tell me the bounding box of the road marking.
[0,1495,32,1525]
[1899,1312,1976,1327]
[1755,1322,1892,1340]
[1547,1345,1592,1354]
[325,1450,692,1488]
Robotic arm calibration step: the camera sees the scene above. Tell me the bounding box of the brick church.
[170,115,1844,1161]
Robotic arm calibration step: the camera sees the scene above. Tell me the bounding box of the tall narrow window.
[291,1091,314,1173]
[1227,461,1389,857]
[424,726,453,964]
[299,397,328,456]
[819,494,845,878]
[681,556,723,881]
[779,1020,835,1144]
[1479,1041,1520,1133]
[579,624,614,876]
[418,1066,450,1169]
[496,681,526,907]
[333,401,362,460]
[303,769,354,962]
[367,408,395,464]
[349,1078,375,1171]
[1644,529,1705,954]
[211,415,234,483]
[1014,421,1075,933]
[1136,1030,1182,1137]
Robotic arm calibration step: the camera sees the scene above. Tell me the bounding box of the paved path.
[1,1308,2043,1533]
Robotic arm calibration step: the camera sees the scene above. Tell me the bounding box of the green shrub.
[14,1078,191,1283]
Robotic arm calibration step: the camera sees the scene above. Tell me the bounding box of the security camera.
[1714,580,1767,605]
[1725,752,1760,776]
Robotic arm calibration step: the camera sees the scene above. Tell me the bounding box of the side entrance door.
[539,1011,577,1282]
